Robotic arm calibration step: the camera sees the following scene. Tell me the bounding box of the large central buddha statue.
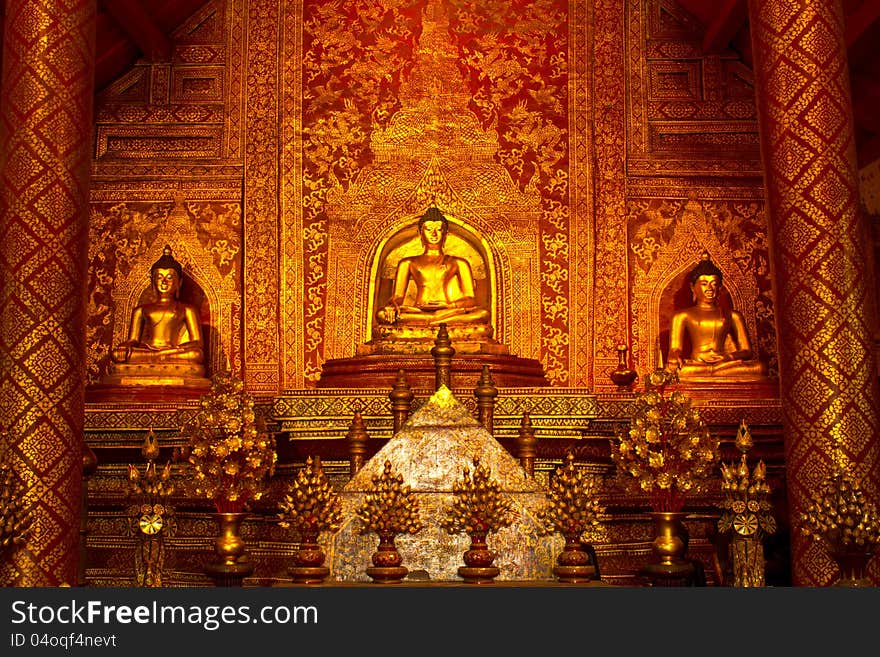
[666,253,767,382]
[371,207,495,349]
[378,207,489,327]
[101,245,210,388]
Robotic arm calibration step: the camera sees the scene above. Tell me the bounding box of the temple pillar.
[0,0,95,585]
[748,0,880,585]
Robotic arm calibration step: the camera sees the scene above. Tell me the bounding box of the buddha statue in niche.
[104,245,210,387]
[666,253,767,382]
[372,207,496,348]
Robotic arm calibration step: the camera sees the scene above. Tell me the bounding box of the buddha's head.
[150,245,184,299]
[687,253,723,305]
[418,207,448,249]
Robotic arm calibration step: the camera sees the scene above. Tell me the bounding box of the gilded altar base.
[81,384,786,586]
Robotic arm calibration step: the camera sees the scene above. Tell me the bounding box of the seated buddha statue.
[373,207,495,347]
[103,245,210,387]
[666,253,767,382]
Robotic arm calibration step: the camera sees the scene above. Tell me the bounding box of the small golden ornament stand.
[458,530,501,584]
[365,531,409,584]
[640,511,696,587]
[288,530,331,585]
[204,512,254,587]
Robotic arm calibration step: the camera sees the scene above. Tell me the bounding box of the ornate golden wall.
[86,0,775,397]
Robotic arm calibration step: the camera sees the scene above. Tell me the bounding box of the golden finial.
[734,420,753,454]
[430,384,456,408]
[142,428,160,462]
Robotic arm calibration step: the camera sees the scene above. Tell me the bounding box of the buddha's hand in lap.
[696,351,730,364]
[377,305,400,324]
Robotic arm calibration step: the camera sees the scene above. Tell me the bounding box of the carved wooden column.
[0,0,95,586]
[389,369,414,434]
[748,0,880,585]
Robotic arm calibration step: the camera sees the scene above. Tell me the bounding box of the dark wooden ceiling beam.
[99,0,172,62]
[846,0,880,47]
[702,0,748,53]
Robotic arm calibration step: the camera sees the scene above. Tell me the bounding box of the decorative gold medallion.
[733,512,758,536]
[139,512,164,535]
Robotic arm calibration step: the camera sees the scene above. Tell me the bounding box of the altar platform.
[82,372,787,587]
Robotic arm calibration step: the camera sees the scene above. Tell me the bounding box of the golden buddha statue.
[373,207,493,345]
[103,245,210,388]
[666,253,766,382]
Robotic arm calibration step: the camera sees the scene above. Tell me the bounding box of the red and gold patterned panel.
[0,0,94,585]
[592,0,629,389]
[242,0,281,392]
[290,0,572,386]
[748,0,880,585]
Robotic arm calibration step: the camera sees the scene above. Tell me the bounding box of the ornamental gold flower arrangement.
[355,460,423,537]
[537,452,606,582]
[278,456,343,537]
[717,421,776,586]
[0,439,32,557]
[800,465,880,552]
[354,460,423,582]
[278,456,343,583]
[610,369,719,512]
[441,456,516,583]
[538,452,606,537]
[181,372,277,513]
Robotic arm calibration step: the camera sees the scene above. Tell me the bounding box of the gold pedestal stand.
[288,532,331,584]
[640,511,696,587]
[553,533,596,583]
[458,531,500,584]
[365,531,408,583]
[204,512,254,587]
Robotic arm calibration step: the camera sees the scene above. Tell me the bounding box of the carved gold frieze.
[96,125,223,160]
[648,61,701,100]
[593,0,629,388]
[242,0,280,393]
[568,0,595,389]
[628,0,760,173]
[95,104,225,124]
[171,67,225,103]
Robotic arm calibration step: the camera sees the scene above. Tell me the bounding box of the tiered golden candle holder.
[717,421,776,586]
[278,456,343,584]
[538,452,606,582]
[127,429,176,587]
[440,456,516,584]
[800,462,880,586]
[355,460,423,583]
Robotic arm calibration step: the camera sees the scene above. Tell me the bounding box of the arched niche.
[657,265,746,368]
[366,214,495,341]
[632,198,759,373]
[110,242,227,378]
